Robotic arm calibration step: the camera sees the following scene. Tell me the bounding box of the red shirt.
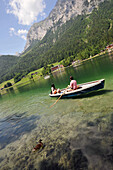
[70,80,77,90]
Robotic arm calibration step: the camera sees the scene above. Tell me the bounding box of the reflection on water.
[0,53,113,169]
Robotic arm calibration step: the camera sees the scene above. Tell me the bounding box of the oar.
[50,86,68,108]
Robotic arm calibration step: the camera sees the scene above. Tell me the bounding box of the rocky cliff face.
[24,0,105,50]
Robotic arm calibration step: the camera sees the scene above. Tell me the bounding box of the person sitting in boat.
[68,76,77,91]
[51,84,61,94]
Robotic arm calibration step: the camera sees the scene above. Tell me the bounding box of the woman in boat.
[68,76,77,90]
[51,84,61,94]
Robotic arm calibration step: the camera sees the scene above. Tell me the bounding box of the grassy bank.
[0,62,60,90]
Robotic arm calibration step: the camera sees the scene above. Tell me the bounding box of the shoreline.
[0,50,111,93]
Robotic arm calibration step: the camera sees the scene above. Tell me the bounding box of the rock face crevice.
[24,0,105,51]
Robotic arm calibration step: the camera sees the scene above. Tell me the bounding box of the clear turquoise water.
[0,53,113,169]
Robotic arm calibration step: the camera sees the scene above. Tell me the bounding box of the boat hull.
[49,79,105,98]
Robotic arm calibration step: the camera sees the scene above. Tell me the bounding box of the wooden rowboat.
[49,79,105,98]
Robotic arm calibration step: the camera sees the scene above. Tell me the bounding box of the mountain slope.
[24,0,105,50]
[44,1,113,61]
[20,0,113,65]
[0,55,19,83]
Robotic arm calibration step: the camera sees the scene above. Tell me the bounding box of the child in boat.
[51,84,61,94]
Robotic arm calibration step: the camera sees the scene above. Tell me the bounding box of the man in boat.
[68,76,77,91]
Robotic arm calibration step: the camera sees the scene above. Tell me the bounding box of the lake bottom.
[0,87,113,170]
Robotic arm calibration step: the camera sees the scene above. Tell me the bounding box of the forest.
[0,0,113,83]
[0,55,19,83]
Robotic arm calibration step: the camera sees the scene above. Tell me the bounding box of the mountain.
[1,0,113,84]
[24,0,105,50]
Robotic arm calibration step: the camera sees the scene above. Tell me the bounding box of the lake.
[0,52,113,170]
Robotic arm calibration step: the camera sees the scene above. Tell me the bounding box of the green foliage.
[4,84,7,88]
[14,72,28,83]
[7,82,12,87]
[0,55,19,83]
[30,74,33,79]
[61,55,74,67]
[14,73,22,83]
[4,82,12,88]
[42,65,52,76]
